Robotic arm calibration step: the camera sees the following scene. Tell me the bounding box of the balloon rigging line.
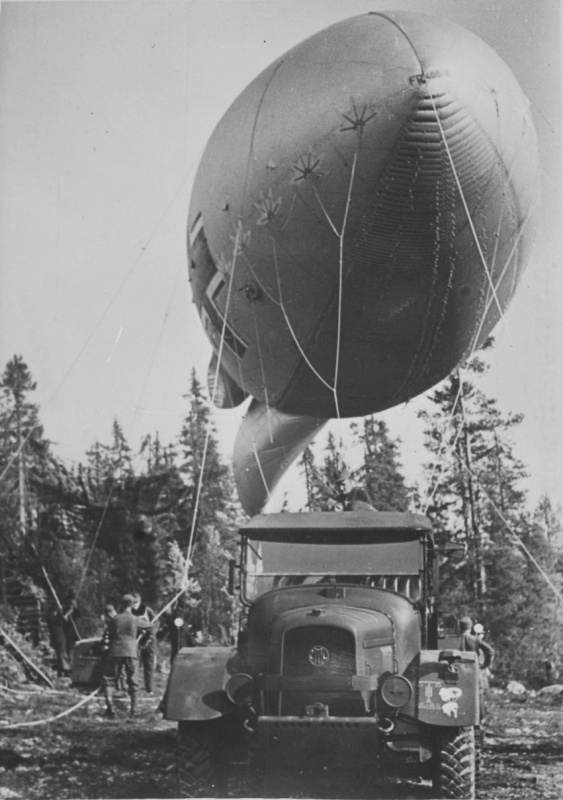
[420,369,563,605]
[244,259,279,307]
[423,175,536,512]
[468,191,541,419]
[252,439,272,506]
[487,100,510,279]
[540,167,558,192]
[428,92,505,321]
[242,62,284,209]
[106,326,124,363]
[182,227,241,583]
[0,688,100,730]
[454,428,563,607]
[0,168,194,487]
[486,90,527,283]
[127,261,186,431]
[312,186,339,237]
[478,192,540,337]
[421,373,465,514]
[250,302,274,444]
[421,88,535,514]
[270,241,333,393]
[280,193,297,233]
[333,149,358,419]
[76,261,188,598]
[488,118,537,301]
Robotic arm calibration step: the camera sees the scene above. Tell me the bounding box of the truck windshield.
[244,538,422,601]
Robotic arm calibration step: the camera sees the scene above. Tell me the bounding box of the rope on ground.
[0,684,74,696]
[0,687,100,730]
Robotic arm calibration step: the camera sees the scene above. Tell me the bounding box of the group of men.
[100,592,194,718]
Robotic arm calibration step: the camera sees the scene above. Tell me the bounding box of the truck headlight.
[225,673,254,705]
[381,675,413,708]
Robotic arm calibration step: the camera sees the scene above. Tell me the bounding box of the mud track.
[1,678,562,799]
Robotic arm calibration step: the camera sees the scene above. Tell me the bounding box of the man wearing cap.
[459,616,494,716]
[101,594,150,718]
[326,467,375,511]
[459,617,494,667]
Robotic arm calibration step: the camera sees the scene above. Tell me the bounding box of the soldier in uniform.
[102,595,150,717]
[47,591,80,677]
[131,591,158,693]
[459,616,494,717]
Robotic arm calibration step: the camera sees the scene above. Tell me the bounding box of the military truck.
[163,510,479,798]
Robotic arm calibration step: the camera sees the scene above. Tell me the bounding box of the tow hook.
[243,715,258,734]
[376,717,395,735]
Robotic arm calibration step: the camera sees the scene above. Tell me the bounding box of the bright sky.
[0,0,561,511]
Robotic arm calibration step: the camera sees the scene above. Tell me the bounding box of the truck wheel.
[475,726,484,778]
[177,720,221,798]
[432,726,476,799]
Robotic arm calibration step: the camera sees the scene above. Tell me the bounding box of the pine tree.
[0,356,46,554]
[534,495,563,549]
[351,416,410,511]
[0,357,93,636]
[298,444,335,511]
[175,371,241,642]
[177,372,233,539]
[78,423,190,612]
[419,345,563,683]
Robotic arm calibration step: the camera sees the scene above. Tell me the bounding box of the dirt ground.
[1,675,562,800]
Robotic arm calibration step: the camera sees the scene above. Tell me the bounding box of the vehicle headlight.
[381,674,413,708]
[225,673,254,705]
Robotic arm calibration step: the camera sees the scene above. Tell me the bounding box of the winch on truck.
[163,510,479,798]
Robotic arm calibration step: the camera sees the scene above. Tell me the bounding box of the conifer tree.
[79,423,189,612]
[0,356,92,634]
[0,356,46,555]
[299,421,410,512]
[419,345,563,682]
[175,371,240,642]
[298,445,328,511]
[351,416,410,511]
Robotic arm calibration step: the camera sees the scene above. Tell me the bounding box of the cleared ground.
[1,676,562,799]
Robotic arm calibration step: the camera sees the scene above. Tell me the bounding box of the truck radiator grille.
[282,626,355,677]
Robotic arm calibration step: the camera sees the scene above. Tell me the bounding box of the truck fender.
[163,646,238,721]
[403,649,480,727]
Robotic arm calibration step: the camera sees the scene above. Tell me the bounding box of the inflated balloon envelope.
[187,11,540,515]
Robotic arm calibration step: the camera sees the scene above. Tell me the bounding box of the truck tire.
[177,720,221,798]
[432,726,476,799]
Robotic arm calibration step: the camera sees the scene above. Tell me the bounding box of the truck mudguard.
[163,646,237,721]
[403,649,480,727]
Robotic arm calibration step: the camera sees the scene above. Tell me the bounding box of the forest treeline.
[0,342,562,685]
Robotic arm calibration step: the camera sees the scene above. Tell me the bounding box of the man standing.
[47,591,80,677]
[158,595,195,663]
[102,595,150,718]
[459,616,494,717]
[459,617,494,668]
[131,591,158,693]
